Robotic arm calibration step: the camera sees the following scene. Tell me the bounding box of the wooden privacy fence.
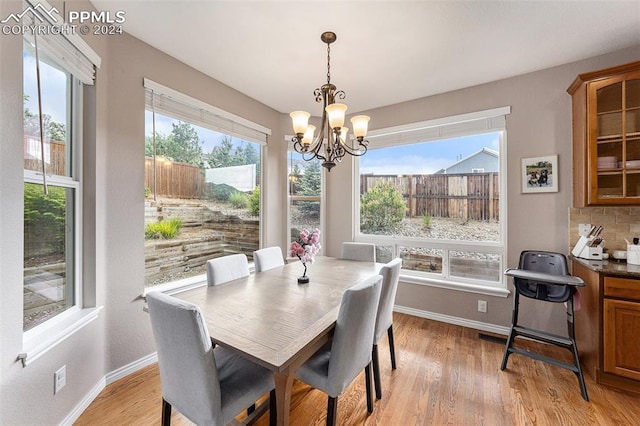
[360,173,500,221]
[145,157,205,199]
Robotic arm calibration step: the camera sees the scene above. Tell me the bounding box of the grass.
[145,218,183,239]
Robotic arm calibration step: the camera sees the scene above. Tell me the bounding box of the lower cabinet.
[603,282,640,381]
[573,263,640,393]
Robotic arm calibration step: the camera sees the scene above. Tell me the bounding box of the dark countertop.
[571,255,640,279]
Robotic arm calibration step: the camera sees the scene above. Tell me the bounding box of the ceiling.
[90,1,640,115]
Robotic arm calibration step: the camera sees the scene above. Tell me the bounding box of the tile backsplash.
[569,207,640,253]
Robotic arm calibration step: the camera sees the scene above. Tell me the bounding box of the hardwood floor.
[75,313,640,425]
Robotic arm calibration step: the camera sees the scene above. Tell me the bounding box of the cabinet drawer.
[605,276,640,301]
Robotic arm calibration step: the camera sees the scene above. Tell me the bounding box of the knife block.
[571,235,603,260]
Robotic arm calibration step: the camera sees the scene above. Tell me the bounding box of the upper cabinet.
[568,62,640,206]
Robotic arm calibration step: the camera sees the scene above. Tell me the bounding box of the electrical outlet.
[54,365,66,394]
[578,223,592,236]
[477,300,487,313]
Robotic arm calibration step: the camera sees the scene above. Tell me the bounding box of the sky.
[360,132,500,175]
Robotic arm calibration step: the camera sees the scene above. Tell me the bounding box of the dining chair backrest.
[340,242,376,262]
[374,258,402,343]
[253,246,285,272]
[326,274,382,396]
[146,291,223,424]
[206,253,249,286]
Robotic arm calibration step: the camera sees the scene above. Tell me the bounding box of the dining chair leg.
[387,325,397,370]
[161,398,172,426]
[269,389,277,426]
[365,363,374,414]
[372,345,382,399]
[327,396,338,426]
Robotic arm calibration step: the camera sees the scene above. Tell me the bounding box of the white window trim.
[21,48,103,365]
[355,107,510,296]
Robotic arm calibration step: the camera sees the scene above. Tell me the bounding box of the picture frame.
[521,155,558,193]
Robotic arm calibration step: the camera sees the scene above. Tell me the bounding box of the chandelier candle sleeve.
[289,31,370,171]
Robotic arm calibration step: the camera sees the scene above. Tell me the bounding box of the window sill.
[400,273,510,297]
[19,306,103,367]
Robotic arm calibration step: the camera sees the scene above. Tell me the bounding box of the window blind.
[23,0,101,85]
[144,79,271,145]
[366,106,511,148]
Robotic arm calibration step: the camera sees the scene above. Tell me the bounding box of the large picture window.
[356,108,509,293]
[144,80,269,289]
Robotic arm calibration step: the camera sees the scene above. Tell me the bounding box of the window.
[22,43,78,334]
[144,80,269,289]
[288,151,323,243]
[356,108,509,294]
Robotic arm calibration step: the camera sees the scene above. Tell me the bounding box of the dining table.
[174,255,383,426]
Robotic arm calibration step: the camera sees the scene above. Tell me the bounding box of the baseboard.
[62,352,158,425]
[60,376,106,426]
[394,305,510,336]
[106,352,158,385]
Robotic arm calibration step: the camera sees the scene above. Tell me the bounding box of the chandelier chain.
[326,42,331,84]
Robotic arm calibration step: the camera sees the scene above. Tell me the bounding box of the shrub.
[229,192,248,209]
[145,218,183,239]
[207,183,240,202]
[422,214,432,228]
[144,187,151,198]
[248,186,260,216]
[360,181,406,232]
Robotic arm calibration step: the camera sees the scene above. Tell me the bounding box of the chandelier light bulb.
[290,111,311,135]
[325,103,348,130]
[302,125,316,146]
[351,115,370,139]
[339,127,349,145]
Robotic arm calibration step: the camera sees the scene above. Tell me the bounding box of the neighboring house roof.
[434,147,499,174]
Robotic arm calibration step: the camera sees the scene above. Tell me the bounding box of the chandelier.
[289,31,370,171]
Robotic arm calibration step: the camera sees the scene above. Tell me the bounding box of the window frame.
[142,82,269,293]
[286,140,327,254]
[354,108,510,297]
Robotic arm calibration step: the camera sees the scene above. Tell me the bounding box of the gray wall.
[1,0,639,422]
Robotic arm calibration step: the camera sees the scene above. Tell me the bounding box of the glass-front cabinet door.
[588,70,640,204]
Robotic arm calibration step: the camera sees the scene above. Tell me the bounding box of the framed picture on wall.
[521,155,558,193]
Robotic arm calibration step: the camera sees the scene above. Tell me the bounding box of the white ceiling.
[90,1,640,115]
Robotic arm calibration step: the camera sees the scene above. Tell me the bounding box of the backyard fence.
[360,173,499,221]
[24,137,66,175]
[145,157,205,199]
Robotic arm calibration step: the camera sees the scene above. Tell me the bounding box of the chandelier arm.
[339,139,369,157]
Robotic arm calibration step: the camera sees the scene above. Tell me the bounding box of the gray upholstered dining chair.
[146,291,276,426]
[206,253,249,286]
[253,246,285,272]
[372,258,402,400]
[340,242,376,262]
[295,274,383,426]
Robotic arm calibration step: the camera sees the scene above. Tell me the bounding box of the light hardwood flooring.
[75,313,640,425]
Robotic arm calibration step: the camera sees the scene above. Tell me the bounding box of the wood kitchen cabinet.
[568,61,640,206]
[572,260,640,394]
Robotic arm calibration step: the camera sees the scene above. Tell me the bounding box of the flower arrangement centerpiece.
[289,228,321,284]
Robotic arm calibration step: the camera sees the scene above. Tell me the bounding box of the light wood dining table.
[174,255,383,426]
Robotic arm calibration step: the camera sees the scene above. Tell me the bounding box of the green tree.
[298,161,321,217]
[208,136,235,168]
[24,95,66,141]
[145,121,204,165]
